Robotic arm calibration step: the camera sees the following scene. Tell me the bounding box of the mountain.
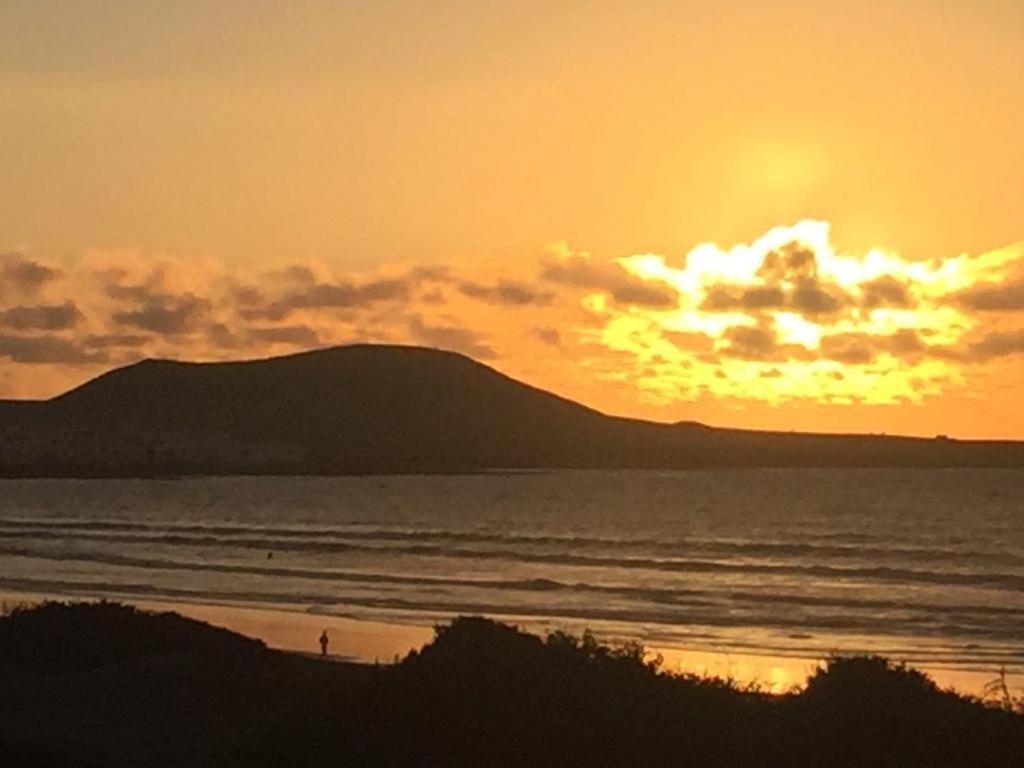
[1,343,1022,476]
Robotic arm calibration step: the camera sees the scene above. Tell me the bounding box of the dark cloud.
[0,334,107,365]
[790,279,847,317]
[0,254,61,295]
[860,276,912,308]
[605,280,678,308]
[701,243,851,319]
[702,285,786,311]
[965,329,1024,360]
[243,278,409,321]
[419,289,446,305]
[818,335,875,365]
[534,327,561,346]
[757,245,818,282]
[819,330,928,365]
[741,286,787,309]
[205,323,243,350]
[233,284,265,307]
[714,326,935,365]
[715,323,821,362]
[663,330,715,353]
[248,325,321,346]
[85,333,151,349]
[458,279,553,306]
[541,259,677,308]
[885,329,929,356]
[0,301,83,331]
[112,293,211,334]
[723,325,778,359]
[95,266,170,303]
[955,277,1024,312]
[278,265,318,285]
[408,317,495,360]
[700,287,737,311]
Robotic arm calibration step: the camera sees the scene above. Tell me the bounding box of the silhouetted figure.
[319,629,329,657]
[266,551,273,560]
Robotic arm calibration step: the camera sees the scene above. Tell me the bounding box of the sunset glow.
[1,1,1022,438]
[2,222,1023,437]
[3,7,1024,760]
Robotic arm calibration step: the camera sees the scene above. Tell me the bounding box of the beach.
[2,589,1007,696]
[2,470,1022,697]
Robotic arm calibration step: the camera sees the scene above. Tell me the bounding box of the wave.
[4,544,1024,625]
[1,517,1020,568]
[3,570,1024,658]
[3,525,1024,593]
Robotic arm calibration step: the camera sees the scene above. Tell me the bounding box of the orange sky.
[1,2,1022,437]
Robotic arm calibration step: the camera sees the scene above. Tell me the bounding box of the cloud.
[703,285,786,311]
[408,317,495,359]
[112,293,211,334]
[85,333,150,349]
[458,279,553,306]
[818,334,877,365]
[696,242,856,320]
[2,223,1022,413]
[0,248,542,395]
[0,334,106,365]
[96,265,173,303]
[247,325,321,346]
[662,330,716,354]
[860,276,912,309]
[601,279,678,308]
[0,301,83,331]
[955,277,1024,312]
[541,252,677,308]
[232,284,265,308]
[790,279,847,317]
[756,244,818,281]
[534,327,561,346]
[0,254,61,296]
[242,277,410,321]
[702,279,848,318]
[722,324,779,359]
[205,323,242,350]
[964,329,1024,360]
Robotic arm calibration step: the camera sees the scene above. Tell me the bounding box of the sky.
[1,1,1023,437]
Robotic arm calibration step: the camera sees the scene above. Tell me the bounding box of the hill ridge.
[1,343,1023,476]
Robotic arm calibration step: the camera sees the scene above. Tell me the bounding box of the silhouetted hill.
[2,603,1022,767]
[1,343,1023,476]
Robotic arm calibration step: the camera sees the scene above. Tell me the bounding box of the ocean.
[2,469,1022,691]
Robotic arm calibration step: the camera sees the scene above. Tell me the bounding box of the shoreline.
[2,589,1012,696]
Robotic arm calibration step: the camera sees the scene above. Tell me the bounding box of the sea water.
[1,469,1022,690]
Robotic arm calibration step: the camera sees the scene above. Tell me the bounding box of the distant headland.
[1,344,1023,477]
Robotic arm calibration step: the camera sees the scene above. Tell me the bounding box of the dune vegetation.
[1,601,1021,767]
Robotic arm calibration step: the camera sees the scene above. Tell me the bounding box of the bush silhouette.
[2,604,1023,767]
[0,600,264,674]
[788,655,1024,766]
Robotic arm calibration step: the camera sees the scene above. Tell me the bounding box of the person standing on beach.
[319,629,329,657]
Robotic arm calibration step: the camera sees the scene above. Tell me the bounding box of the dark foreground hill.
[1,602,1022,767]
[1,344,1023,476]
